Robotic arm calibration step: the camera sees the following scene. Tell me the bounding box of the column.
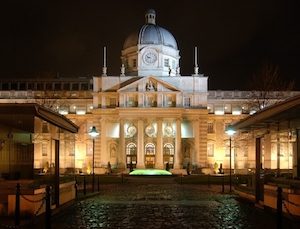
[193,119,200,166]
[136,119,145,168]
[100,119,107,167]
[174,119,181,169]
[156,119,163,169]
[264,133,272,169]
[119,119,126,168]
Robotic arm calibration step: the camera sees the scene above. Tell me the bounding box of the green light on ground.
[129,169,172,175]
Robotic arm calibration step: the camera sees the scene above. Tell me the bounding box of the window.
[207,143,214,157]
[109,98,117,107]
[45,83,52,90]
[37,83,43,90]
[71,83,79,90]
[19,83,26,90]
[63,83,70,90]
[184,97,191,107]
[42,143,47,156]
[208,122,214,133]
[172,60,175,69]
[42,122,49,133]
[164,58,169,67]
[145,143,155,155]
[81,83,88,90]
[54,83,61,90]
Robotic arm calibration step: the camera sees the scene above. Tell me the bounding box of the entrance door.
[126,143,137,168]
[145,143,155,168]
[163,143,174,169]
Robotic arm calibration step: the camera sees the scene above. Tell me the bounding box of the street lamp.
[226,125,236,192]
[88,126,99,192]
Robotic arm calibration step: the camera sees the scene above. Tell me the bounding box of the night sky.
[0,0,299,90]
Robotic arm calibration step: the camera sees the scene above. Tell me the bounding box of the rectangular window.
[42,122,49,133]
[45,83,52,90]
[71,83,79,90]
[109,98,116,107]
[42,143,47,156]
[19,83,26,90]
[184,97,191,107]
[164,58,169,67]
[63,83,70,90]
[37,83,43,90]
[54,83,61,90]
[172,60,175,69]
[207,122,214,133]
[207,143,214,157]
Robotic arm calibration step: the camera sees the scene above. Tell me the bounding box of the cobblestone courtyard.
[52,177,296,229]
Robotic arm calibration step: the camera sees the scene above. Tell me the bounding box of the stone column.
[136,119,145,168]
[119,119,126,168]
[193,119,200,166]
[156,119,164,169]
[100,119,107,167]
[174,119,182,169]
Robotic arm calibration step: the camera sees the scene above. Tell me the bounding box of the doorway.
[145,143,155,168]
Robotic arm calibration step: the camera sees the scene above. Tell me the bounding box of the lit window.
[208,122,214,133]
[184,97,191,107]
[207,143,214,157]
[164,58,169,67]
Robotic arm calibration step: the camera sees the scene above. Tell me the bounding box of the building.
[0,9,298,175]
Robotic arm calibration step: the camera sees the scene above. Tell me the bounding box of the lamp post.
[88,126,99,192]
[226,125,236,192]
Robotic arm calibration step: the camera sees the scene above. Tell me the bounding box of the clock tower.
[121,9,180,77]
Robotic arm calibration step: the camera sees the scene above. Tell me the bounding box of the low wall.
[8,181,76,216]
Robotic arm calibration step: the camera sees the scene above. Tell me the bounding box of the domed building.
[92,9,208,172]
[122,9,180,76]
[0,9,296,178]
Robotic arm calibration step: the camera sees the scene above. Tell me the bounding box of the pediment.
[117,76,180,93]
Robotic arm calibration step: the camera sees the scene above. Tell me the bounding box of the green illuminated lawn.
[129,169,172,176]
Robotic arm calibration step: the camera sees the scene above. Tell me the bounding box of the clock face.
[143,51,157,64]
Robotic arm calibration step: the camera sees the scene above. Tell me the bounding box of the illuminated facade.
[0,9,298,174]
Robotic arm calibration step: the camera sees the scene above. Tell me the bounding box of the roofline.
[232,94,300,130]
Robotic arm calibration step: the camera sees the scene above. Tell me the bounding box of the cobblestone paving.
[52,178,297,229]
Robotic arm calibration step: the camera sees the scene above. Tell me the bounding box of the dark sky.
[0,0,299,90]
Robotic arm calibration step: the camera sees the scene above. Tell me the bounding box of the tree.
[248,63,294,111]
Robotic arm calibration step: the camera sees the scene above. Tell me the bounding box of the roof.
[232,94,300,131]
[0,103,78,133]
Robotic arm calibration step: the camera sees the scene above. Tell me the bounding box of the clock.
[143,50,157,64]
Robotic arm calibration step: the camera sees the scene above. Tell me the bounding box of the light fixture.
[88,126,99,192]
[88,126,99,138]
[225,125,236,192]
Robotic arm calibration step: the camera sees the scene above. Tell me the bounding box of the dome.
[123,9,178,50]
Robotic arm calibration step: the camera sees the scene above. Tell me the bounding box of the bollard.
[83,176,86,195]
[45,185,51,229]
[208,174,211,188]
[277,186,282,229]
[15,183,20,226]
[222,175,225,193]
[75,176,78,199]
[97,175,100,192]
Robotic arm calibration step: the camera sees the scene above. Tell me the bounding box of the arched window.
[126,143,137,155]
[145,143,155,155]
[126,143,137,168]
[163,143,174,155]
